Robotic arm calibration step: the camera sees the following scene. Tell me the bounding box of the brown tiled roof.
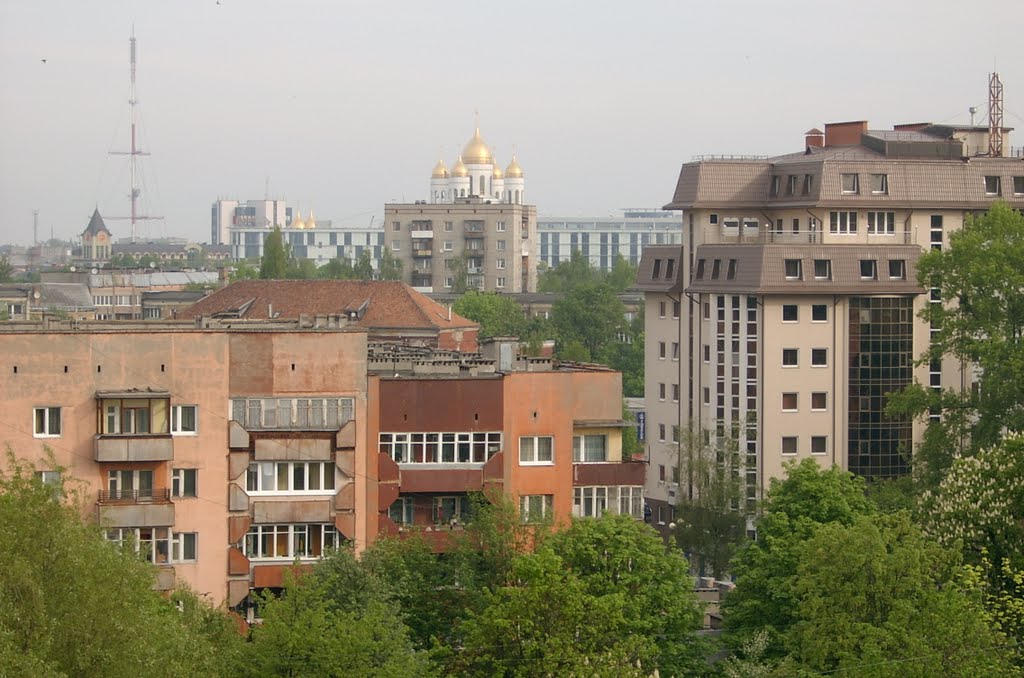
[665,161,772,209]
[177,280,478,331]
[635,245,685,293]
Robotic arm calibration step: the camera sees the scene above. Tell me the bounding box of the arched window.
[479,175,485,195]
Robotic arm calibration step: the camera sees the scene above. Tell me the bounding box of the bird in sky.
[41,58,47,64]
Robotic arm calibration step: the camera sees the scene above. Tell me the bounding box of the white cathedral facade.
[429,127,526,205]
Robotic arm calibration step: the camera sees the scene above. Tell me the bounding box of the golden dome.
[492,159,504,179]
[431,159,449,179]
[291,213,305,229]
[505,154,523,178]
[461,127,493,165]
[307,210,315,228]
[452,156,469,178]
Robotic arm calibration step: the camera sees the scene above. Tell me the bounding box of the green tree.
[259,226,289,279]
[538,250,600,293]
[788,512,1018,676]
[723,458,875,656]
[316,257,355,280]
[457,548,648,677]
[106,252,139,269]
[0,452,242,677]
[286,257,317,280]
[548,514,707,677]
[230,260,260,281]
[448,253,470,294]
[607,253,638,293]
[672,423,750,580]
[888,202,1024,483]
[452,291,527,339]
[552,281,625,358]
[377,247,403,281]
[353,249,374,280]
[0,255,13,282]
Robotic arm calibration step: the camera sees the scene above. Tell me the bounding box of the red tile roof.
[178,280,477,332]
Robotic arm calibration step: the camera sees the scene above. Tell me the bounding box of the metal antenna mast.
[109,28,162,242]
[988,72,1004,157]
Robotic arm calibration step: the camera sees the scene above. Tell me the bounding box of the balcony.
[701,226,914,246]
[412,245,433,257]
[98,488,172,503]
[94,435,174,462]
[411,230,434,240]
[97,496,174,528]
[573,461,646,487]
[464,220,485,234]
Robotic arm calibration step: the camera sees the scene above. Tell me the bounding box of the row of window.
[246,462,337,493]
[769,173,816,197]
[573,486,644,519]
[388,495,471,526]
[242,523,340,560]
[984,175,1024,196]
[379,432,503,464]
[231,397,354,431]
[33,405,197,437]
[394,220,509,232]
[650,257,677,280]
[92,295,141,307]
[782,347,829,367]
[829,210,898,235]
[658,382,681,402]
[657,341,681,360]
[657,300,682,319]
[782,303,829,322]
[519,434,611,464]
[104,468,197,499]
[783,258,905,281]
[781,435,829,456]
[838,173,889,196]
[396,239,511,252]
[781,391,829,412]
[106,527,196,564]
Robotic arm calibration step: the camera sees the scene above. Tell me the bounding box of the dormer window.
[652,259,662,278]
[727,259,737,280]
[665,259,675,279]
[888,259,906,280]
[841,173,859,194]
[711,259,722,279]
[695,259,706,279]
[803,174,813,195]
[784,259,802,280]
[770,176,780,197]
[985,176,1001,196]
[786,175,798,196]
[871,174,888,195]
[860,260,877,280]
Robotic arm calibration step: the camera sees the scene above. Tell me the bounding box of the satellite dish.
[33,291,41,299]
[91,268,98,275]
[69,265,76,272]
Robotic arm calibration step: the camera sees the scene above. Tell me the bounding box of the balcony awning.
[95,387,171,399]
[573,419,631,428]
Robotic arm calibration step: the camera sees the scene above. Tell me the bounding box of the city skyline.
[1,0,1022,246]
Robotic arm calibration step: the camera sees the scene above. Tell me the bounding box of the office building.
[538,210,683,270]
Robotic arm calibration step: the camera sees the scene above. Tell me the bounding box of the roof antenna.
[988,72,1004,157]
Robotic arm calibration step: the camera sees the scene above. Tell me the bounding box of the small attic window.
[652,259,662,279]
[711,259,721,279]
[665,259,675,279]
[727,259,737,280]
[695,259,706,279]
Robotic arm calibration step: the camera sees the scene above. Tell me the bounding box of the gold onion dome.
[461,127,493,164]
[431,159,450,178]
[505,154,523,178]
[291,213,305,229]
[452,156,469,177]
[492,159,504,179]
[307,210,315,228]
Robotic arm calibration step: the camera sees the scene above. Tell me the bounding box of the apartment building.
[369,341,645,551]
[642,119,1024,527]
[385,124,537,293]
[0,318,369,611]
[537,210,683,270]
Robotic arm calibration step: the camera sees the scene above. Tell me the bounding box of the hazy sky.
[1,0,1022,245]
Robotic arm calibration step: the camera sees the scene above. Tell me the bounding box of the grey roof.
[37,283,96,310]
[635,245,685,293]
[89,271,219,287]
[142,290,209,303]
[82,209,111,236]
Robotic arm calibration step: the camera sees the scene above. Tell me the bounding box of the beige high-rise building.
[640,119,1024,534]
[384,125,537,293]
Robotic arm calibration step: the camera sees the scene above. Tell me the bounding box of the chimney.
[824,120,868,147]
[804,128,824,149]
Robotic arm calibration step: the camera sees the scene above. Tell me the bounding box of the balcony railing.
[701,227,915,246]
[412,247,432,257]
[98,488,172,504]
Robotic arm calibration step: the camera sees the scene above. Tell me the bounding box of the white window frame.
[496,258,506,270]
[242,523,339,560]
[380,432,502,464]
[496,221,507,232]
[841,173,859,194]
[443,240,454,252]
[867,211,895,235]
[811,348,828,367]
[171,532,197,562]
[107,469,154,500]
[388,497,415,525]
[830,211,858,234]
[519,494,553,523]
[33,406,62,437]
[782,304,798,323]
[496,277,506,288]
[171,468,197,498]
[782,348,799,367]
[572,434,607,462]
[811,304,828,322]
[519,435,554,465]
[782,393,798,412]
[782,436,798,456]
[245,461,337,494]
[496,239,507,251]
[811,435,828,456]
[811,392,828,412]
[171,405,198,435]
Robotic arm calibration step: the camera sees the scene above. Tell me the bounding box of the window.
[830,211,858,234]
[727,259,737,279]
[672,383,680,402]
[867,211,895,234]
[520,494,553,523]
[496,277,506,288]
[380,432,501,464]
[811,436,827,455]
[172,469,197,497]
[243,524,339,560]
[786,175,798,196]
[658,341,666,359]
[841,173,859,194]
[811,304,828,322]
[33,406,61,437]
[985,176,1001,196]
[659,383,666,400]
[496,221,507,232]
[770,176,780,197]
[496,239,506,251]
[658,424,666,441]
[814,259,831,280]
[723,218,739,230]
[711,259,721,279]
[803,174,813,195]
[231,397,354,430]
[443,240,453,251]
[36,470,61,486]
[870,174,888,194]
[672,300,681,318]
[391,240,401,251]
[888,259,906,279]
[573,434,607,462]
[811,392,827,411]
[671,342,680,360]
[388,497,414,525]
[519,436,553,464]
[106,469,154,500]
[811,348,828,366]
[709,213,719,225]
[246,462,336,493]
[782,436,798,455]
[665,259,675,279]
[392,221,401,232]
[782,393,798,411]
[101,397,167,435]
[170,405,197,435]
[444,277,454,288]
[1015,176,1024,195]
[444,221,453,232]
[496,258,506,269]
[171,532,197,562]
[782,304,798,322]
[703,387,710,405]
[107,527,197,564]
[784,259,802,280]
[782,348,798,367]
[659,301,666,317]
[860,259,877,280]
[703,344,710,362]
[695,259,705,279]
[652,259,662,278]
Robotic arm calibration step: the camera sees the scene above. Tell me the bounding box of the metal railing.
[98,487,171,503]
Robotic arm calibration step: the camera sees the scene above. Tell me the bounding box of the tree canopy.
[452,291,527,339]
[258,226,289,279]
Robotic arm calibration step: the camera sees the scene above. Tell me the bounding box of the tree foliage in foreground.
[0,452,243,677]
[453,290,527,339]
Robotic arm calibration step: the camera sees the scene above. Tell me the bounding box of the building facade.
[641,119,1024,534]
[537,210,683,270]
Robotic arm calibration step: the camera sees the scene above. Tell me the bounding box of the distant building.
[81,209,113,265]
[385,124,538,293]
[212,199,292,246]
[537,210,683,271]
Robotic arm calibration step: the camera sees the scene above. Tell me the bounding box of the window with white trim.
[496,277,506,288]
[830,211,858,234]
[811,435,827,455]
[388,497,414,525]
[105,527,195,564]
[33,406,62,437]
[380,432,502,464]
[572,434,607,462]
[172,468,197,497]
[519,436,553,465]
[984,176,1001,196]
[171,405,197,435]
[867,211,895,234]
[870,174,888,195]
[496,221,507,232]
[243,523,339,560]
[573,486,643,519]
[520,494,553,523]
[106,469,154,500]
[231,397,354,430]
[841,173,859,194]
[246,462,337,493]
[782,436,798,455]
